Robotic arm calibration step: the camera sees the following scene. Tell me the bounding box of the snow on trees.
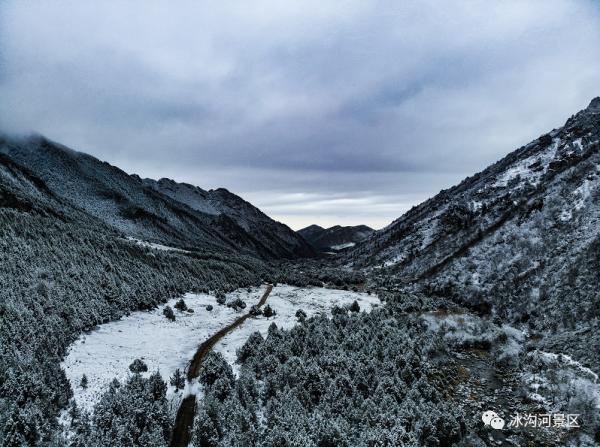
[170,368,185,392]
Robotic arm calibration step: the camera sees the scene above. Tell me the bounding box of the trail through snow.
[61,285,380,412]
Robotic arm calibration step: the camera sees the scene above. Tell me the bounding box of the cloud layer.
[1,0,599,228]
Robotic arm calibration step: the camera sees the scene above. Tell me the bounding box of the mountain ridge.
[0,135,315,259]
[345,97,599,365]
[142,177,315,258]
[299,223,374,251]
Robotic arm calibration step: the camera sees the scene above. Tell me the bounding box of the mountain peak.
[586,96,600,113]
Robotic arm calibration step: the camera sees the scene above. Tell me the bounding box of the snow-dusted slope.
[346,97,600,367]
[348,97,599,275]
[143,177,316,258]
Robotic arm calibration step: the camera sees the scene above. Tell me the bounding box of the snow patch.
[61,290,250,412]
[61,285,379,412]
[126,237,190,253]
[573,179,592,211]
[182,379,203,398]
[330,242,356,250]
[559,209,573,221]
[493,138,559,188]
[470,201,483,212]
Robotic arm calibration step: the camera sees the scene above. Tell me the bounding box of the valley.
[0,98,598,446]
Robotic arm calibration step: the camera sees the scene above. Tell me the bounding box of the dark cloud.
[1,0,599,229]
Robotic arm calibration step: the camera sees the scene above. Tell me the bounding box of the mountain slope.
[298,224,374,251]
[0,136,313,259]
[347,98,599,363]
[0,147,270,445]
[142,178,315,258]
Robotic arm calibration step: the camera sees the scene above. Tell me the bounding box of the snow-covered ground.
[61,285,380,412]
[492,138,560,189]
[214,285,380,374]
[330,242,356,250]
[61,291,243,412]
[125,236,190,253]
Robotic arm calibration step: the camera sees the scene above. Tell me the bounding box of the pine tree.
[170,368,185,392]
[263,304,275,318]
[80,374,88,389]
[216,291,226,305]
[295,309,307,322]
[129,358,148,373]
[2,406,38,447]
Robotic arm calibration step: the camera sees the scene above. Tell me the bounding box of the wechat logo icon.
[482,410,505,430]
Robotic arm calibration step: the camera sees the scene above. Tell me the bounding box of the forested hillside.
[0,154,270,445]
[190,307,466,447]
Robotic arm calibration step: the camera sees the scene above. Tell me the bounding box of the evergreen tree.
[170,369,185,392]
[295,309,307,322]
[263,304,275,318]
[215,292,226,305]
[129,359,148,373]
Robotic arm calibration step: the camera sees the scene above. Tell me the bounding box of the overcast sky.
[1,1,599,229]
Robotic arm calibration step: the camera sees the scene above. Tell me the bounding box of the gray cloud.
[1,0,599,229]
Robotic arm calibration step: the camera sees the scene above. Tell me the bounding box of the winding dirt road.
[169,284,273,447]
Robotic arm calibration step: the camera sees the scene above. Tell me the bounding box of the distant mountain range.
[0,135,315,259]
[298,224,374,251]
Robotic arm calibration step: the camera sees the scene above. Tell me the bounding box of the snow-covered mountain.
[298,224,374,251]
[346,97,599,363]
[0,135,314,259]
[143,177,315,258]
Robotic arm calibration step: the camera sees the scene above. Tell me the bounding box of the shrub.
[163,305,176,321]
[174,298,187,311]
[129,358,148,373]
